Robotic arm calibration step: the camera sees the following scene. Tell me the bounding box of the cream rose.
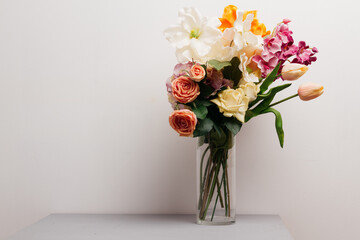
[211,88,250,123]
[239,82,259,102]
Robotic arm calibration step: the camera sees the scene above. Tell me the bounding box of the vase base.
[197,216,235,225]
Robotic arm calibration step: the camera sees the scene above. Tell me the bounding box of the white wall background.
[0,0,359,239]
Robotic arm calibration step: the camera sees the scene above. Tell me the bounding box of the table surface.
[7,214,294,240]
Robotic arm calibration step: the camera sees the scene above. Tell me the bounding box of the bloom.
[242,10,270,37]
[252,21,299,78]
[211,88,249,123]
[239,82,259,102]
[190,64,206,82]
[281,63,308,81]
[204,67,233,93]
[298,83,324,101]
[173,62,193,77]
[169,110,197,137]
[233,11,263,52]
[292,41,318,65]
[164,7,222,63]
[219,5,238,32]
[171,76,200,103]
[239,53,261,84]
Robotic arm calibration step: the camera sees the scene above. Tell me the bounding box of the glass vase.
[196,128,236,225]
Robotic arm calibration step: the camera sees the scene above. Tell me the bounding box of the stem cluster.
[198,131,233,221]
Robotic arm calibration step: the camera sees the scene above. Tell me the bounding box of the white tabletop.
[7,214,293,240]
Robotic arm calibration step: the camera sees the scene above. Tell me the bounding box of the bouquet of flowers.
[164,5,323,224]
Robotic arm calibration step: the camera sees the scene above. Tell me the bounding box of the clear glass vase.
[196,128,236,225]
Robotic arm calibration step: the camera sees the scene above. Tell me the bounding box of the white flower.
[233,11,263,52]
[239,53,261,84]
[202,28,238,62]
[164,7,222,63]
[239,82,259,102]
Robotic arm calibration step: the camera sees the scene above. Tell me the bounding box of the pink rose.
[190,64,206,82]
[171,76,200,104]
[169,110,197,137]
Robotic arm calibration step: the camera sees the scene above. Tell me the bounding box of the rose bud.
[190,64,206,82]
[298,82,324,101]
[281,63,308,81]
[169,109,197,137]
[171,76,200,104]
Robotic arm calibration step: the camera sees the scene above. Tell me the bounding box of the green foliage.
[208,59,232,70]
[246,84,292,122]
[248,84,292,110]
[210,126,227,147]
[259,63,281,94]
[224,117,242,136]
[193,118,214,137]
[192,105,208,120]
[261,108,284,148]
[194,99,213,107]
[223,57,242,87]
[257,83,292,99]
[198,82,214,98]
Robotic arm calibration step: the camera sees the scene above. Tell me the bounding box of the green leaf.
[193,118,214,137]
[249,83,292,109]
[210,126,227,147]
[208,59,232,70]
[258,83,292,98]
[198,82,214,98]
[192,105,208,120]
[194,99,213,107]
[259,63,281,94]
[245,110,257,122]
[261,108,284,148]
[223,57,242,87]
[247,84,292,122]
[224,117,242,135]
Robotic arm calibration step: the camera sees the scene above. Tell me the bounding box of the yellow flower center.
[190,29,200,39]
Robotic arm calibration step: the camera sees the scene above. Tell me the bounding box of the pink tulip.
[281,63,308,81]
[298,83,324,101]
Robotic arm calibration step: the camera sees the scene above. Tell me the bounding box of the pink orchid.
[278,44,298,61]
[253,55,279,78]
[262,37,282,62]
[283,18,291,24]
[275,23,294,45]
[292,41,318,65]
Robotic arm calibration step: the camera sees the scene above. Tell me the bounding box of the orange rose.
[169,110,197,137]
[171,76,200,104]
[190,64,206,82]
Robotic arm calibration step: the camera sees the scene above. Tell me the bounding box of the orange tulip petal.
[243,10,270,37]
[218,5,238,32]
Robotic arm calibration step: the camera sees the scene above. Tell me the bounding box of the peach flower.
[172,76,200,104]
[281,63,308,81]
[169,110,197,137]
[298,83,324,101]
[190,64,206,82]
